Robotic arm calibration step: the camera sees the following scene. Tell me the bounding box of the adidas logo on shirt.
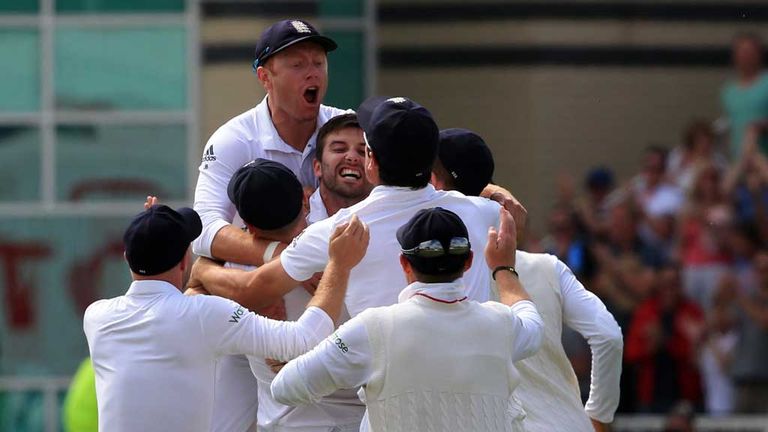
[202,146,216,162]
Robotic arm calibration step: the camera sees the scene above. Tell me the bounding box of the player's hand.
[485,207,518,269]
[184,286,210,296]
[301,272,323,295]
[488,191,527,245]
[590,418,609,432]
[144,195,159,210]
[265,358,287,374]
[328,215,369,270]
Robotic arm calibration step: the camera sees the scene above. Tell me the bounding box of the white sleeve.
[557,260,623,423]
[198,296,334,361]
[271,315,373,406]
[506,300,544,361]
[280,217,335,281]
[192,127,251,258]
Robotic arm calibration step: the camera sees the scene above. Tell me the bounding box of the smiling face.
[314,127,373,200]
[258,41,328,122]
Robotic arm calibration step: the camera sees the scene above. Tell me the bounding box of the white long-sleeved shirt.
[553,259,623,422]
[271,281,543,431]
[281,185,500,317]
[84,280,333,432]
[192,96,348,257]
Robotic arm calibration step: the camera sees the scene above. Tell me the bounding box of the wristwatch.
[492,266,519,281]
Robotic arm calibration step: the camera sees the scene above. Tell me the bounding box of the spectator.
[631,146,683,263]
[729,250,768,413]
[679,165,732,310]
[632,147,683,214]
[625,265,704,413]
[698,282,737,416]
[575,166,616,238]
[541,204,593,279]
[724,221,760,292]
[721,32,768,159]
[723,139,768,242]
[668,121,728,192]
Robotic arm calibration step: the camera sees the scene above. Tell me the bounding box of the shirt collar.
[126,280,182,297]
[397,279,467,304]
[307,188,329,225]
[367,183,438,200]
[254,96,319,157]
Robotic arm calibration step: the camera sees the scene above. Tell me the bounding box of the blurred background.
[2,0,768,430]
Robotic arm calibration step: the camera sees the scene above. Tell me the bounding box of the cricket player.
[271,207,543,432]
[83,205,369,432]
[193,19,349,266]
[205,115,372,431]
[210,157,368,431]
[433,128,623,432]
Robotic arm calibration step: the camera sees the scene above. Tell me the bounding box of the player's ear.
[463,251,473,272]
[399,255,412,275]
[256,66,271,90]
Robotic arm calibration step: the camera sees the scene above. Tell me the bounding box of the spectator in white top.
[433,129,623,432]
[83,205,369,432]
[272,207,543,432]
[191,96,502,318]
[193,19,348,266]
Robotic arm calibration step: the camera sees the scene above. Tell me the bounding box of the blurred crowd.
[526,32,768,417]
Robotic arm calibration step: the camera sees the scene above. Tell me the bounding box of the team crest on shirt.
[290,20,312,34]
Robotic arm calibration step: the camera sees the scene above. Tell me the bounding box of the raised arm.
[191,256,300,311]
[482,183,528,245]
[485,207,529,305]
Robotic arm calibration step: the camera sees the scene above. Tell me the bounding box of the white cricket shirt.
[192,96,348,258]
[84,280,333,432]
[270,280,544,432]
[280,184,501,317]
[213,200,362,431]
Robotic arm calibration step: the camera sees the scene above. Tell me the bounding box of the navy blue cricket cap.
[124,205,202,276]
[253,19,337,70]
[438,128,495,197]
[357,96,439,183]
[227,159,303,231]
[397,207,471,275]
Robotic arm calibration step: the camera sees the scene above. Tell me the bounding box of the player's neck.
[319,186,361,217]
[131,271,184,292]
[268,100,317,152]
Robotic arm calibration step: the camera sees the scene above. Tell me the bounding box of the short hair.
[316,113,361,163]
[683,120,714,150]
[645,145,669,167]
[431,157,455,190]
[410,266,465,284]
[733,32,763,50]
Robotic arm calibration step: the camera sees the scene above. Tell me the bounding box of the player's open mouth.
[304,87,319,104]
[339,168,362,180]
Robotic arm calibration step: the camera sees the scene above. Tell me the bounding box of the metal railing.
[0,376,71,432]
[2,376,767,432]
